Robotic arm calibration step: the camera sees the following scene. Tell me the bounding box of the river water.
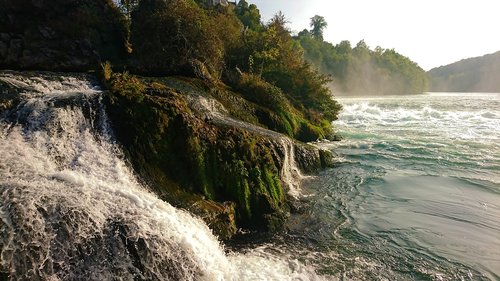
[284,93,499,280]
[1,72,499,280]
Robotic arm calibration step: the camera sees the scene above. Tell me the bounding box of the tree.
[298,29,311,38]
[235,0,262,31]
[310,15,327,41]
[130,0,225,76]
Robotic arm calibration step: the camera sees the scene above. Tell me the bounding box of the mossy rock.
[103,73,334,237]
[105,74,290,234]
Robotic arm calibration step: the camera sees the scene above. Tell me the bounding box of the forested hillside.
[295,21,429,95]
[428,51,500,92]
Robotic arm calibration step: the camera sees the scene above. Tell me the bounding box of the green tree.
[235,0,262,31]
[310,15,328,41]
[130,0,225,76]
[296,31,428,94]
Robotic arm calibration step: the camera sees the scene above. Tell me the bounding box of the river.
[1,72,499,280]
[281,93,500,280]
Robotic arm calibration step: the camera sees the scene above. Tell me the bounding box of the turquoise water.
[285,93,500,280]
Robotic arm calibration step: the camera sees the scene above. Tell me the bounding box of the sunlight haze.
[249,0,500,70]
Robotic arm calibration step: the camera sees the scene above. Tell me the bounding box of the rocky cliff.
[0,0,127,71]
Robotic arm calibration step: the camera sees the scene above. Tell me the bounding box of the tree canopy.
[296,29,429,95]
[310,15,328,41]
[428,51,500,92]
[111,0,342,141]
[235,0,262,31]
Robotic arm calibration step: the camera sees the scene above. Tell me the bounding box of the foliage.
[41,0,342,140]
[296,33,429,95]
[428,51,500,92]
[108,71,146,102]
[310,15,328,41]
[224,10,341,139]
[118,0,139,19]
[100,61,113,81]
[105,75,293,230]
[130,0,227,76]
[235,0,262,31]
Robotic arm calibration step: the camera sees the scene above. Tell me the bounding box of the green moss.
[262,165,283,206]
[108,72,146,102]
[105,72,330,234]
[297,121,325,142]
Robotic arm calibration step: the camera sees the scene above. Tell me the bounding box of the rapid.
[0,72,320,281]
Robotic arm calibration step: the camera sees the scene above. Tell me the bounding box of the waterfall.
[279,138,309,199]
[0,72,320,280]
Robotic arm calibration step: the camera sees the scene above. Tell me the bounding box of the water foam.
[0,73,320,280]
[280,138,311,199]
[339,99,500,142]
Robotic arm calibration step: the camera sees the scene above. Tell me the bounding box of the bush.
[108,72,146,102]
[130,0,225,76]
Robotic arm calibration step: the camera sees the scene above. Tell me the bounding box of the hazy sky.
[248,0,500,70]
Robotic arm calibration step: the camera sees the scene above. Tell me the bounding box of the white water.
[280,138,310,199]
[0,73,320,280]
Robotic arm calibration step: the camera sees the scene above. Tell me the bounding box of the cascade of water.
[280,138,309,198]
[0,72,320,280]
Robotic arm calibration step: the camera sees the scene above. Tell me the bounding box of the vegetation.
[110,0,341,141]
[309,15,328,41]
[103,71,323,233]
[2,0,435,237]
[296,16,429,95]
[2,0,343,235]
[428,51,500,92]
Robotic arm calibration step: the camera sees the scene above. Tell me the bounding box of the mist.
[428,51,500,93]
[330,60,410,96]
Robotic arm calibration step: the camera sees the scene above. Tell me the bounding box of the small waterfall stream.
[279,138,310,199]
[186,94,309,198]
[0,72,320,280]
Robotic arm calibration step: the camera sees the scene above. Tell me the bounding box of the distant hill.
[296,35,429,95]
[428,51,500,92]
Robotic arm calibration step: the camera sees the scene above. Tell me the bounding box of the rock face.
[104,74,332,239]
[0,75,20,113]
[0,0,128,71]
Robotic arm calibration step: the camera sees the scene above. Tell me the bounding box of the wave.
[341,102,499,126]
[336,99,500,145]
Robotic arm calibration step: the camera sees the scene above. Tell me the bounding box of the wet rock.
[38,26,56,39]
[189,200,237,240]
[319,149,335,168]
[104,74,335,237]
[0,41,7,59]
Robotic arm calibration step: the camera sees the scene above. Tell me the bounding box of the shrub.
[108,72,146,102]
[130,0,225,76]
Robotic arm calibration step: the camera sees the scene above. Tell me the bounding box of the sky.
[247,0,500,71]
